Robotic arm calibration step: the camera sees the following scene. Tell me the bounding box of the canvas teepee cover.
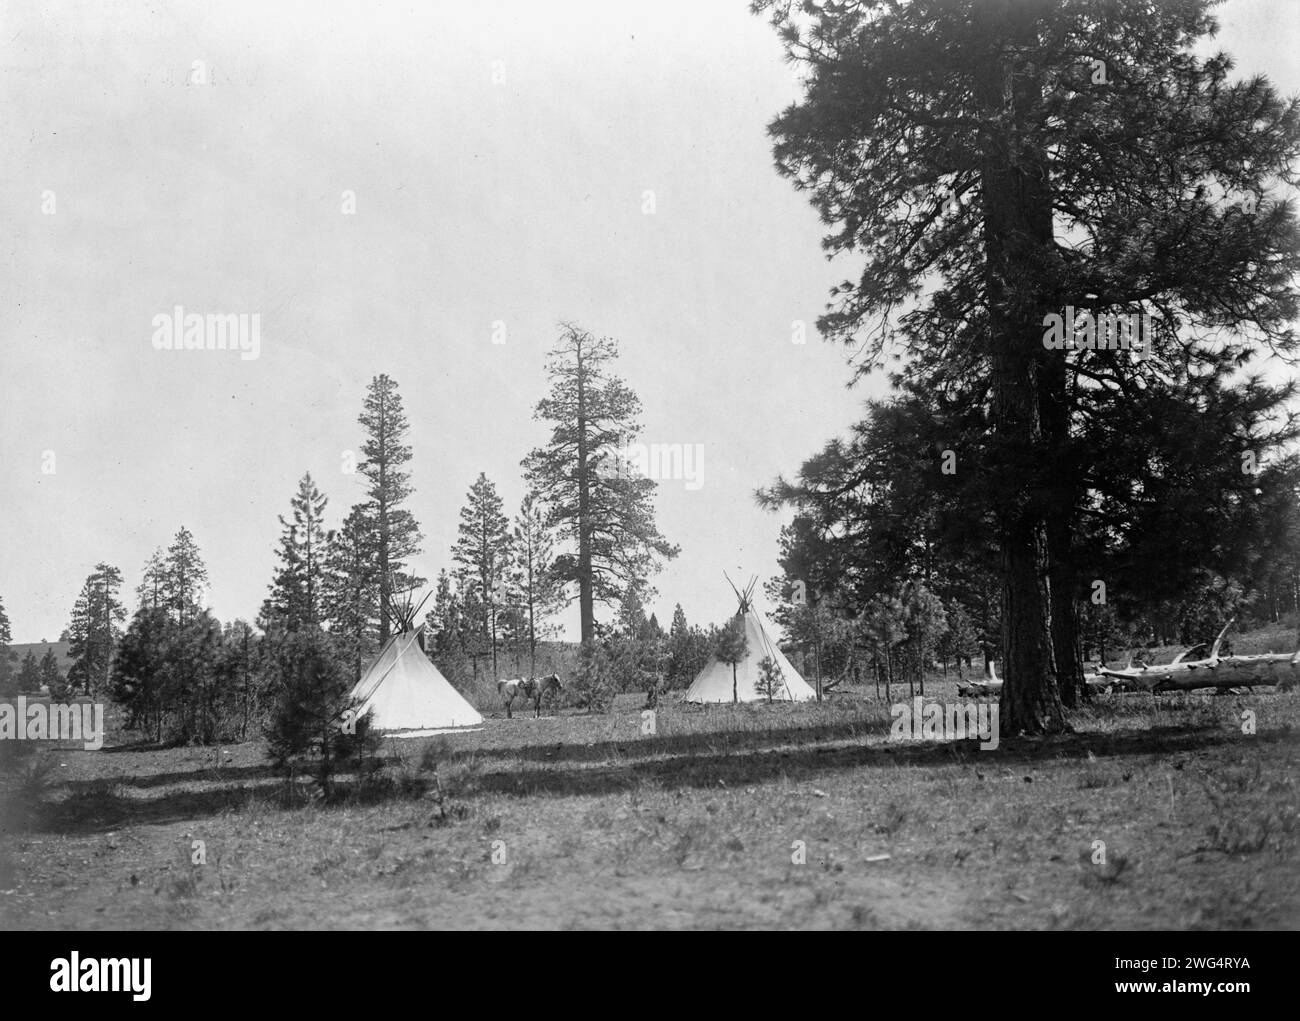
[683,579,816,704]
[349,627,483,733]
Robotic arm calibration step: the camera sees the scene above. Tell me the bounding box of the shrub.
[265,630,366,798]
[567,641,617,713]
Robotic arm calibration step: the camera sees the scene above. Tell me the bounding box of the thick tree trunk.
[1047,515,1084,706]
[1040,312,1085,707]
[998,511,1064,732]
[977,2,1067,735]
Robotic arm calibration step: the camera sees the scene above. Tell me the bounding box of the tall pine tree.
[523,324,678,642]
[67,563,126,695]
[356,374,424,641]
[760,0,1300,731]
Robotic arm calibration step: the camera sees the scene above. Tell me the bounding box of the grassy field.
[2,673,1297,930]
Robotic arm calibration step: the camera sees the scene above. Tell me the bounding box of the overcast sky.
[2,0,1297,643]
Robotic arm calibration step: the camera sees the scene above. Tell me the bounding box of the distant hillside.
[6,640,73,673]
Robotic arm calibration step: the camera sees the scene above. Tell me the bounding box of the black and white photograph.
[1,0,1298,948]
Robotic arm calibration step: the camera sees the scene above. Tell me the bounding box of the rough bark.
[977,2,1067,734]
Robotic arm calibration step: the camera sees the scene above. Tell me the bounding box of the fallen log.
[1147,653,1300,692]
[956,661,1002,697]
[1097,619,1300,693]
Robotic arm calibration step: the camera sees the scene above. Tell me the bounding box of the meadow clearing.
[2,662,1297,931]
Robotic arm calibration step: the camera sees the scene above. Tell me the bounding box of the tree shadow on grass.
[89,762,281,791]
[458,721,1286,800]
[457,714,892,766]
[23,716,1288,837]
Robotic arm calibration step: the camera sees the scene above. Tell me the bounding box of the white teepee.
[349,583,483,735]
[683,576,816,704]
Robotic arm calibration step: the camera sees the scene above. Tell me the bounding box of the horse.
[497,673,564,718]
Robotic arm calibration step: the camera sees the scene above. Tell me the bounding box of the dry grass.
[1,674,1297,930]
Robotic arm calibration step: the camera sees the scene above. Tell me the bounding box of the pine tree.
[900,581,946,697]
[323,505,380,683]
[0,595,14,696]
[523,324,679,642]
[112,608,172,739]
[39,648,66,699]
[356,374,424,642]
[66,563,126,695]
[17,651,41,694]
[452,473,513,678]
[511,492,566,676]
[424,569,462,658]
[261,473,332,634]
[859,593,906,703]
[567,640,616,713]
[666,604,711,689]
[222,619,260,740]
[608,582,664,698]
[135,548,166,612]
[715,616,750,705]
[760,0,1300,732]
[166,611,228,745]
[754,655,787,704]
[265,630,359,798]
[453,570,491,682]
[940,600,979,681]
[162,528,208,626]
[617,585,648,638]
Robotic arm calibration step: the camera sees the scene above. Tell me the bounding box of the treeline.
[0,597,64,697]
[6,324,684,752]
[565,592,716,711]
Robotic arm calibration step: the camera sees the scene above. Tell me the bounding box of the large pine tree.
[523,323,678,642]
[356,374,424,641]
[760,0,1300,732]
[67,563,126,695]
